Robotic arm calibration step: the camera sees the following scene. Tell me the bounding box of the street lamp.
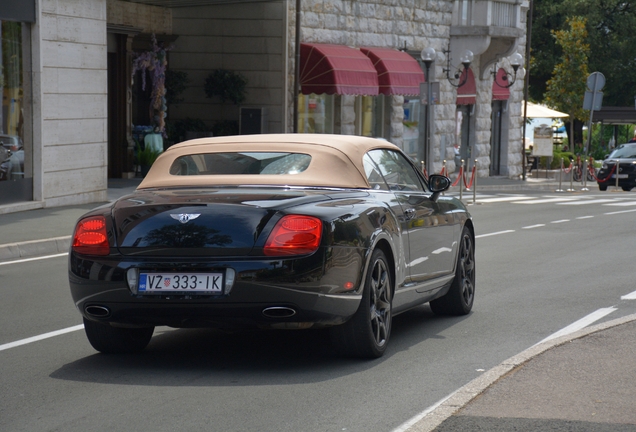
[442,47,473,88]
[492,52,524,88]
[420,47,436,176]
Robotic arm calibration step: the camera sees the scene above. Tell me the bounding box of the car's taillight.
[72,216,110,256]
[263,215,322,256]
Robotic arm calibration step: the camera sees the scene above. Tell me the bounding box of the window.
[355,96,386,138]
[170,152,312,176]
[367,149,426,192]
[298,93,334,133]
[362,154,389,190]
[0,20,32,205]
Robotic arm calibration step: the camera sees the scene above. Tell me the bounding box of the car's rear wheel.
[83,318,154,354]
[430,226,475,316]
[331,249,392,359]
[598,184,608,191]
[622,186,633,192]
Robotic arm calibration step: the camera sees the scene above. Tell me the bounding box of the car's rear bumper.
[69,248,365,329]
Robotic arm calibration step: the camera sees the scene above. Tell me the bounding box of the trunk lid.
[113,188,333,257]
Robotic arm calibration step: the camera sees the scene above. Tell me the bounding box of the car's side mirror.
[604,154,609,159]
[429,174,451,201]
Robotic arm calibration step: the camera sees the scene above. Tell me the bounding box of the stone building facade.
[0,0,528,214]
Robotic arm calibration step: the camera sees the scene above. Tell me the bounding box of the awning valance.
[457,69,476,105]
[360,47,425,96]
[492,68,510,101]
[300,43,379,95]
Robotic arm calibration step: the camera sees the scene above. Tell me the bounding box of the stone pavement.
[3,175,635,432]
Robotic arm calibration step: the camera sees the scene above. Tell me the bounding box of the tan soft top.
[138,134,401,190]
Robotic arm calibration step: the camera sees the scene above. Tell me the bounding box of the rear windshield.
[169,152,312,176]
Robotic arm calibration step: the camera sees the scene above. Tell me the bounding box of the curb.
[0,236,70,261]
[403,312,636,432]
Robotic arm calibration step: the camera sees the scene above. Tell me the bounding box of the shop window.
[0,20,32,204]
[402,97,421,160]
[298,93,334,134]
[355,96,385,138]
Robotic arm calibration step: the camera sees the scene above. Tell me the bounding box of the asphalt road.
[2,189,635,432]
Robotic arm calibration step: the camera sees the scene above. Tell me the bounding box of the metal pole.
[459,159,464,201]
[472,158,477,204]
[556,157,564,192]
[616,159,620,189]
[582,158,589,191]
[425,63,433,175]
[521,0,534,181]
[567,160,575,192]
[292,0,301,133]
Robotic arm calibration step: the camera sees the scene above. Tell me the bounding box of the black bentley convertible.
[69,134,475,358]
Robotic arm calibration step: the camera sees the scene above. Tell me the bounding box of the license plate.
[611,174,629,179]
[139,272,223,294]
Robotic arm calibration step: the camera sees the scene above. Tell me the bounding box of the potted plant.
[136,143,162,177]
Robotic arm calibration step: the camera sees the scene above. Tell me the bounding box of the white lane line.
[515,198,577,204]
[477,196,534,203]
[576,215,594,219]
[0,324,84,352]
[0,252,68,266]
[535,307,617,346]
[604,201,636,207]
[475,230,515,239]
[551,219,570,224]
[522,224,545,229]
[604,208,636,215]
[622,290,636,300]
[558,199,617,205]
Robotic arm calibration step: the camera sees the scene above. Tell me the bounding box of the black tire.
[622,186,633,192]
[572,167,582,182]
[330,249,392,359]
[598,184,608,191]
[83,317,154,354]
[430,226,475,316]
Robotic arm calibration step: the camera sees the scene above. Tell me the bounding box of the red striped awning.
[457,68,476,105]
[360,47,425,96]
[300,43,379,95]
[492,68,511,100]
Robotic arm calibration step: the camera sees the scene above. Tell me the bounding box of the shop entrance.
[490,100,504,176]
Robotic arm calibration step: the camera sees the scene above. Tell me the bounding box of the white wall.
[37,0,108,206]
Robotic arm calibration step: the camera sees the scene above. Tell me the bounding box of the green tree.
[544,17,589,150]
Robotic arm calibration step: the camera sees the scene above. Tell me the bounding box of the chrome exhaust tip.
[85,305,111,318]
[262,306,297,318]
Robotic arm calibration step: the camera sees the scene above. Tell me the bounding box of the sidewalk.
[4,175,635,432]
[411,313,636,431]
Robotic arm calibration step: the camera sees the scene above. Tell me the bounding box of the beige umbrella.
[523,101,569,118]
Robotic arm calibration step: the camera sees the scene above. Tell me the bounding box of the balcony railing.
[455,0,520,29]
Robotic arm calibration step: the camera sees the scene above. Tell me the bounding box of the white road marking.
[551,219,570,224]
[576,215,594,219]
[558,199,617,205]
[604,208,636,215]
[604,201,636,207]
[515,198,577,204]
[0,252,68,266]
[622,290,636,300]
[0,324,84,352]
[475,230,515,238]
[535,307,617,345]
[477,196,534,203]
[522,224,545,229]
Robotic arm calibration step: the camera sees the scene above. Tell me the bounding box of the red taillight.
[263,215,322,256]
[72,216,110,256]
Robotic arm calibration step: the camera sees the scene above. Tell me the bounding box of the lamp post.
[420,47,436,175]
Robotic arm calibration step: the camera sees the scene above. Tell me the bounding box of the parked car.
[596,143,636,191]
[0,134,24,181]
[69,134,475,358]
